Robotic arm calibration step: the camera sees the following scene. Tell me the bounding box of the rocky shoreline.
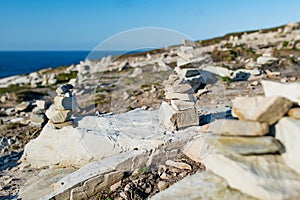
[1,22,300,199]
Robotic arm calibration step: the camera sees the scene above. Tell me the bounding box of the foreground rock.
[276,117,300,174]
[151,170,257,200]
[232,96,293,124]
[262,80,300,103]
[21,109,199,168]
[202,119,269,136]
[184,137,300,200]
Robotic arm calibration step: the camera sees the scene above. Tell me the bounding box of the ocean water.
[0,51,126,78]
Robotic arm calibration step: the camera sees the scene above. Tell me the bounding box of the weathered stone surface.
[276,117,300,174]
[54,96,73,110]
[46,107,72,123]
[19,168,75,200]
[232,96,293,124]
[165,160,191,170]
[261,80,300,103]
[184,137,300,200]
[165,84,194,94]
[151,170,257,200]
[15,101,31,112]
[70,171,124,200]
[288,107,300,119]
[170,100,195,111]
[170,107,199,129]
[56,84,74,94]
[202,119,269,136]
[195,134,284,155]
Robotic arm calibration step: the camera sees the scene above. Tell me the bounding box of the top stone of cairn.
[56,84,74,95]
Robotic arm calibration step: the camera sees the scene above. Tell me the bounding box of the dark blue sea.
[0,51,129,78]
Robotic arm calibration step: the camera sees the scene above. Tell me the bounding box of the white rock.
[257,55,278,65]
[261,80,300,103]
[165,92,196,102]
[276,117,300,174]
[36,100,47,110]
[15,102,31,112]
[165,84,194,94]
[232,96,293,124]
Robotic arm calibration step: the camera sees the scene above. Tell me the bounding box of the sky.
[0,0,299,50]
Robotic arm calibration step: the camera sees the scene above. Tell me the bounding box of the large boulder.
[276,117,300,174]
[21,109,183,168]
[261,80,300,104]
[184,136,300,200]
[151,170,257,200]
[232,96,293,124]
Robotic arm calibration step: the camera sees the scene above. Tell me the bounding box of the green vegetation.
[283,41,289,48]
[138,166,150,174]
[56,71,78,84]
[0,84,30,95]
[219,76,233,83]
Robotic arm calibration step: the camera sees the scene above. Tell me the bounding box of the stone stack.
[159,74,199,130]
[45,84,75,129]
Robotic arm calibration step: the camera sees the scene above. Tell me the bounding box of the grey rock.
[36,100,47,110]
[54,96,73,110]
[202,119,269,136]
[30,113,46,123]
[56,84,74,94]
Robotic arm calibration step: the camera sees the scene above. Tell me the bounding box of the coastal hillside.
[1,22,300,199]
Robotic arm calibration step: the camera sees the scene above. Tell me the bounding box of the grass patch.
[56,71,78,84]
[219,76,233,83]
[0,84,30,95]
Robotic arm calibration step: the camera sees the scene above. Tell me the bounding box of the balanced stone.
[232,96,293,124]
[56,84,74,95]
[171,100,195,111]
[54,96,73,110]
[202,119,269,136]
[30,113,46,124]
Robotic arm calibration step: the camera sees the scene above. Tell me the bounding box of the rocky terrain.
[1,22,300,199]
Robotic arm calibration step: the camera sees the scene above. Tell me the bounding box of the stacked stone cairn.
[159,73,199,130]
[30,100,48,127]
[45,84,76,128]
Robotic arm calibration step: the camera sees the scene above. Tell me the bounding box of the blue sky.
[0,0,299,50]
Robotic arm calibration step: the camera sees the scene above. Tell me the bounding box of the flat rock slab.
[22,109,168,168]
[232,96,293,124]
[151,170,257,200]
[202,119,269,136]
[184,136,300,200]
[262,80,300,103]
[211,135,284,155]
[276,117,300,175]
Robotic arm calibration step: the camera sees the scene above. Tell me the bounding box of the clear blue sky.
[0,0,299,50]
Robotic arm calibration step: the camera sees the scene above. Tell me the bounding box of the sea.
[0,51,128,78]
